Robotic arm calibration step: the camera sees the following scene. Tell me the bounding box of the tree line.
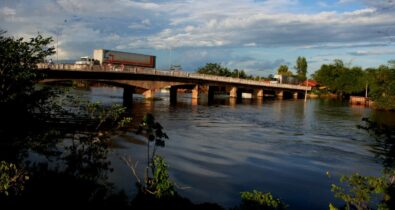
[196,63,267,81]
[312,59,395,110]
[196,57,308,83]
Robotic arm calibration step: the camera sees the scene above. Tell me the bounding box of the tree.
[313,59,346,94]
[197,63,226,75]
[366,65,395,110]
[295,56,307,82]
[277,65,292,76]
[0,31,55,107]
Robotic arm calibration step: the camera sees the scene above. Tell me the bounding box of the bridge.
[37,63,311,104]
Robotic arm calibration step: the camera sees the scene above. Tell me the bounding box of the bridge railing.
[37,63,311,91]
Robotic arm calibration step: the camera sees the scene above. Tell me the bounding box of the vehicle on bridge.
[75,56,98,65]
[93,49,156,68]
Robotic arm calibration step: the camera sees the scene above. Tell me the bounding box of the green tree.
[295,56,307,82]
[313,59,346,94]
[336,67,366,95]
[277,65,292,76]
[197,63,227,75]
[0,31,54,107]
[366,65,395,110]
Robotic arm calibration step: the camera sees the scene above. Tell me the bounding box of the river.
[16,85,395,209]
[65,85,395,210]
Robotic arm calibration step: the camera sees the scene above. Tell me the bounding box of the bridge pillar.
[208,87,215,103]
[253,88,264,99]
[143,89,155,99]
[170,86,178,104]
[275,90,284,99]
[192,85,199,99]
[293,92,298,99]
[123,86,134,107]
[229,86,238,98]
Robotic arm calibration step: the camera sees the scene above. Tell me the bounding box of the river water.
[55,86,395,209]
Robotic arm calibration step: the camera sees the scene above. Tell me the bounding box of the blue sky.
[1,0,394,76]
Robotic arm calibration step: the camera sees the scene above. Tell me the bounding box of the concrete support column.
[208,87,215,103]
[293,92,298,99]
[253,88,264,99]
[143,89,155,99]
[237,89,243,99]
[170,86,177,104]
[123,86,134,107]
[229,86,238,98]
[192,85,199,99]
[275,90,284,99]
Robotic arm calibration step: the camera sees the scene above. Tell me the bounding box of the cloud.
[348,49,395,56]
[126,4,395,49]
[1,0,394,72]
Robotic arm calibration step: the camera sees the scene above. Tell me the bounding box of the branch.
[121,156,141,184]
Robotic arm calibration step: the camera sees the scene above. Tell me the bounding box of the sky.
[1,0,394,76]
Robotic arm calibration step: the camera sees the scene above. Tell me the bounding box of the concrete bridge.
[37,63,311,104]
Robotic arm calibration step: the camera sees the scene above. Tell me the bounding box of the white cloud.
[129,19,152,30]
[348,49,395,56]
[244,43,257,47]
[1,0,394,71]
[125,5,395,49]
[1,7,16,16]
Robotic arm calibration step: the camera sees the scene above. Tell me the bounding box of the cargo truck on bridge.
[94,49,156,68]
[75,49,156,68]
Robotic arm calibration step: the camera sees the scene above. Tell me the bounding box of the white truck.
[75,56,97,65]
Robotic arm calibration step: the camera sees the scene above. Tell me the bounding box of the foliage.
[0,161,29,196]
[0,31,54,106]
[365,65,395,110]
[330,170,395,210]
[233,190,288,210]
[196,63,263,80]
[135,114,173,199]
[277,65,293,76]
[313,59,366,95]
[295,56,307,81]
[148,155,175,199]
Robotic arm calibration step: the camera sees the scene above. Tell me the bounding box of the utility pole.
[56,32,59,63]
[169,47,172,70]
[304,79,308,102]
[365,82,368,98]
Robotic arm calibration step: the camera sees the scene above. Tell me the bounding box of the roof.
[302,80,318,87]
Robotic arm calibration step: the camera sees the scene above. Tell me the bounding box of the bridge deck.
[37,63,311,91]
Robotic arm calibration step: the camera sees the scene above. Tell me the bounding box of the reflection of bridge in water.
[37,64,311,105]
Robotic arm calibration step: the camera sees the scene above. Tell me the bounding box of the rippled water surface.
[75,86,393,210]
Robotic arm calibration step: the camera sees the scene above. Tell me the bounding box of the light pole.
[169,47,172,70]
[56,31,59,63]
[304,79,308,102]
[56,19,67,64]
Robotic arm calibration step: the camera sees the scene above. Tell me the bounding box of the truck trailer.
[93,49,156,68]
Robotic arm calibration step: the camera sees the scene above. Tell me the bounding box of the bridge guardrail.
[37,63,311,91]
